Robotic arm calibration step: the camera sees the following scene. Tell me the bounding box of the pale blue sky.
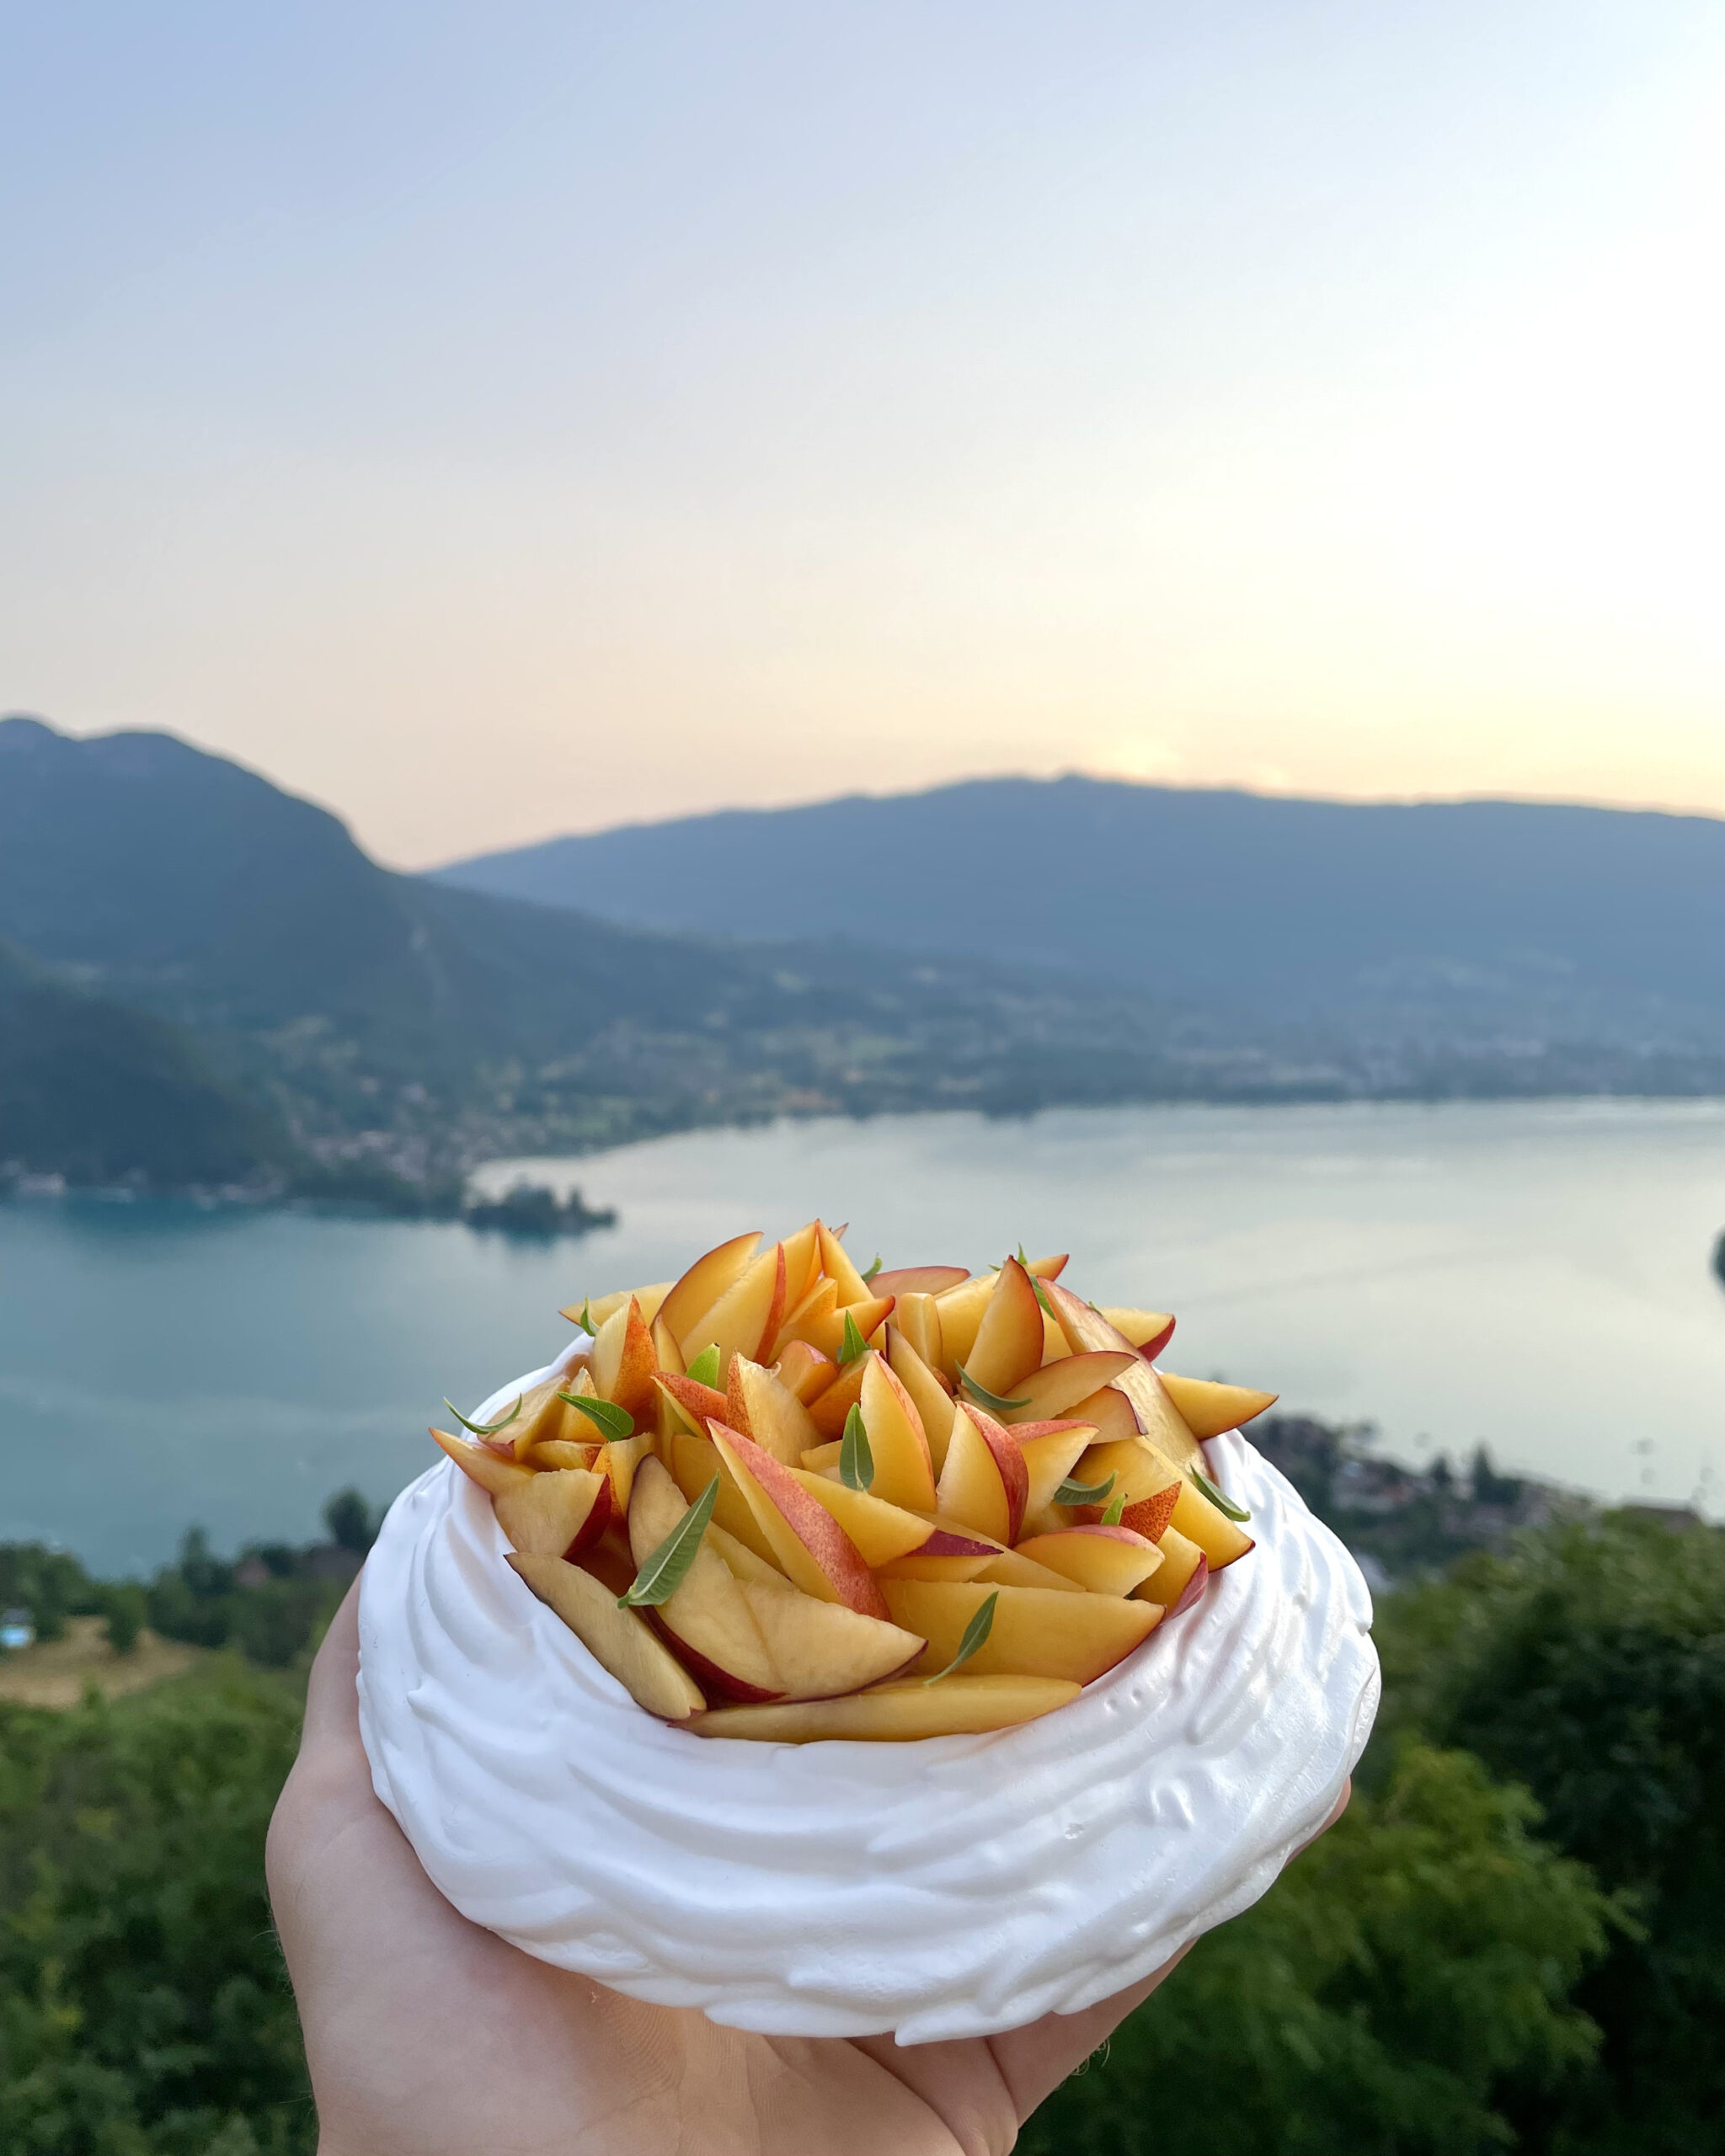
[3,2,1721,863]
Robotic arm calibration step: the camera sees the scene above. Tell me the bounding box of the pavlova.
[358,1221,1379,2040]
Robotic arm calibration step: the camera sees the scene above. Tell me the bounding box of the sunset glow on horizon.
[3,2,1722,867]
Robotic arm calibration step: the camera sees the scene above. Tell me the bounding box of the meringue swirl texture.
[358,1349,1380,2041]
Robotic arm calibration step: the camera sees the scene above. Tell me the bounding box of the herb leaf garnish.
[923,1591,998,1684]
[557,1391,634,1442]
[1015,1246,1057,1319]
[840,1404,875,1492]
[956,1364,1031,1412]
[1101,1491,1127,1526]
[837,1310,869,1366]
[444,1395,523,1438]
[617,1477,718,1608]
[1055,1472,1116,1507]
[1192,1467,1252,1523]
[685,1343,722,1388]
[861,1255,884,1284]
[574,1299,601,1337]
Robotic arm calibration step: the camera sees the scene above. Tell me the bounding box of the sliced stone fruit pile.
[432,1222,1273,1742]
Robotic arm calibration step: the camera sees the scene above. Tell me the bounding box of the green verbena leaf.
[556,1391,634,1442]
[956,1364,1031,1412]
[1055,1472,1117,1507]
[575,1299,601,1336]
[861,1255,884,1283]
[840,1404,875,1492]
[923,1591,998,1684]
[838,1310,869,1366]
[686,1343,722,1388]
[1192,1466,1252,1523]
[618,1477,719,1608]
[1101,1491,1127,1526]
[444,1394,522,1438]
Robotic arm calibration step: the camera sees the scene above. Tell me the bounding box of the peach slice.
[1119,1483,1181,1545]
[869,1265,969,1297]
[591,1295,661,1420]
[885,1325,957,1470]
[740,1578,925,1699]
[655,1372,728,1433]
[1016,1421,1102,1518]
[628,1459,782,1703]
[769,1275,838,1360]
[668,1433,781,1566]
[1135,1526,1208,1613]
[650,1310,685,1378]
[873,1525,1001,1582]
[727,1353,822,1467]
[931,1270,997,1377]
[591,1433,652,1513]
[935,1405,1028,1546]
[712,1425,890,1619]
[659,1231,762,1349]
[806,1351,870,1440]
[1014,1524,1162,1597]
[783,1469,937,1566]
[508,1553,706,1721]
[494,1467,611,1561]
[1001,1351,1135,1424]
[879,1580,1162,1684]
[560,1282,671,1331]
[974,1545,1087,1593]
[1097,1306,1177,1360]
[688,1674,1079,1742]
[963,1257,1044,1399]
[858,1354,937,1513]
[683,1243,786,1380]
[707,1524,787,1585]
[1023,1252,1069,1280]
[1079,1438,1256,1569]
[1041,1279,1205,1475]
[779,1219,822,1309]
[816,1220,871,1305]
[1065,1385,1143,1448]
[772,1338,837,1404]
[432,1426,535,1497]
[528,1437,601,1472]
[1156,1371,1279,1438]
[892,1291,946,1379]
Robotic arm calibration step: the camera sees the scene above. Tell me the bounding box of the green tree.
[0,1673,314,2155]
[321,1490,376,1556]
[104,1582,148,1656]
[1375,1514,1725,2156]
[1023,1742,1616,2156]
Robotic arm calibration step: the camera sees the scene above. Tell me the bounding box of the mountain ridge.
[435,773,1725,1048]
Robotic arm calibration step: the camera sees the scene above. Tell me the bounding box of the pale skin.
[270,1585,1348,2156]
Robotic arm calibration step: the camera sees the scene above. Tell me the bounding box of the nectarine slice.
[494,1467,611,1561]
[628,1460,782,1703]
[858,1354,937,1513]
[879,1580,1162,1685]
[508,1553,705,1721]
[740,1578,924,1699]
[1013,1524,1162,1597]
[687,1675,1079,1742]
[712,1426,890,1620]
[659,1231,761,1349]
[1156,1371,1278,1439]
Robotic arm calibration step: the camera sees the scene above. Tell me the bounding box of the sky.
[3,1,1722,868]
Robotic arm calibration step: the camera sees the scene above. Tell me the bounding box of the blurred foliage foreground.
[0,1513,1719,2156]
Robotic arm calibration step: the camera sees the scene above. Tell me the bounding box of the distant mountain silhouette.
[6,718,1300,1188]
[436,776,1725,1049]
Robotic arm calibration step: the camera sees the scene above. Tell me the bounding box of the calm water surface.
[3,1101,1722,1574]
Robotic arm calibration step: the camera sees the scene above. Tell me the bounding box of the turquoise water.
[3,1100,1722,1575]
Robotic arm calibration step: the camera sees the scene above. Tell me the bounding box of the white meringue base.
[358,1344,1379,2043]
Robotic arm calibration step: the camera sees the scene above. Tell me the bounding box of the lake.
[3,1100,1722,1576]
